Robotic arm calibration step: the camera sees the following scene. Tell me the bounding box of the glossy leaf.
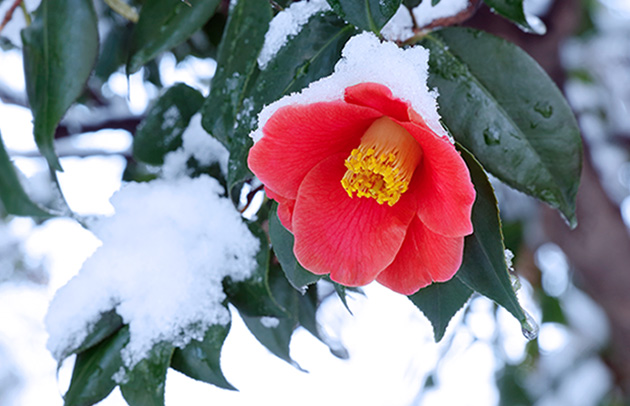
[298,285,349,359]
[64,326,129,406]
[408,278,473,341]
[455,147,527,326]
[482,0,537,32]
[133,83,204,165]
[247,12,356,116]
[326,0,401,33]
[60,310,124,361]
[224,222,285,318]
[127,0,220,74]
[21,0,99,171]
[269,204,322,291]
[240,265,302,369]
[120,342,174,406]
[422,28,581,227]
[0,134,52,217]
[201,0,272,147]
[171,321,235,390]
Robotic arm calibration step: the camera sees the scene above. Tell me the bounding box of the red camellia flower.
[248,82,476,295]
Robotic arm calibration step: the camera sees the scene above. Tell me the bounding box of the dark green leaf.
[269,204,322,291]
[133,83,204,165]
[120,342,174,406]
[432,0,442,5]
[0,134,52,217]
[21,0,99,171]
[224,222,286,318]
[127,0,220,74]
[61,310,124,361]
[171,320,235,390]
[482,0,539,33]
[0,36,18,50]
[332,281,363,314]
[326,0,401,33]
[94,23,133,82]
[247,12,356,115]
[403,0,422,8]
[540,292,566,324]
[455,146,527,326]
[201,0,272,147]
[422,28,581,227]
[408,278,473,341]
[298,285,349,359]
[64,326,129,406]
[240,265,302,369]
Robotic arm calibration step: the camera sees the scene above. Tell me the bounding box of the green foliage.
[482,0,539,33]
[64,327,130,406]
[326,0,401,33]
[456,148,528,326]
[0,133,52,217]
[171,321,236,390]
[408,277,473,341]
[133,83,205,165]
[119,342,174,406]
[269,204,322,291]
[127,0,221,74]
[21,0,99,171]
[422,28,582,227]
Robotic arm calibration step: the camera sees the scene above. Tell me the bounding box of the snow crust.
[46,160,258,369]
[162,113,229,179]
[257,0,331,69]
[381,5,414,42]
[252,32,448,143]
[412,0,469,28]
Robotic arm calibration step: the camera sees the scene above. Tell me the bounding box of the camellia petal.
[292,154,417,286]
[399,119,476,237]
[344,83,410,122]
[248,101,381,200]
[376,216,465,295]
[264,187,295,232]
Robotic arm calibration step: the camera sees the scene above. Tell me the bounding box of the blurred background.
[1,0,629,405]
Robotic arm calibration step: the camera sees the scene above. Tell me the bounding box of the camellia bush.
[0,0,582,404]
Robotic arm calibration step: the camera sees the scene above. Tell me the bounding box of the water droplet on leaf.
[483,127,501,145]
[521,311,539,341]
[534,102,553,118]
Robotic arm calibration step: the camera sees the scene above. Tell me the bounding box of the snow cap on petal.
[252,32,449,143]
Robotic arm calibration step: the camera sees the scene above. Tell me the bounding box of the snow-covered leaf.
[133,84,204,165]
[120,342,174,406]
[64,326,129,406]
[171,320,235,390]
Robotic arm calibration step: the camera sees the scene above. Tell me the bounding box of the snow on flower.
[248,33,475,295]
[46,174,259,369]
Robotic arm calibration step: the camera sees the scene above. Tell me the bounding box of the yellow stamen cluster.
[341,117,423,206]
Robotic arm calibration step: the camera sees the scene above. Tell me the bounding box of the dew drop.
[483,127,501,145]
[534,102,553,118]
[510,274,521,292]
[521,311,539,341]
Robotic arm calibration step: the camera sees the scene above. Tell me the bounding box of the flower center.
[341,116,423,206]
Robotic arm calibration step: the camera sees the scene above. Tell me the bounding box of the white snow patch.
[412,0,470,28]
[381,5,414,42]
[161,105,181,130]
[257,0,331,70]
[252,32,448,143]
[45,175,259,369]
[260,316,280,328]
[162,113,229,179]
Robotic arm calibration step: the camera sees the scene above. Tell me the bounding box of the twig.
[239,183,264,214]
[403,0,482,45]
[0,0,24,34]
